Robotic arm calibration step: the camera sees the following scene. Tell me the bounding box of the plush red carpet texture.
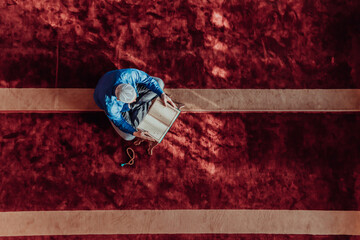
[1,235,360,240]
[1,0,359,88]
[1,0,359,238]
[0,112,359,211]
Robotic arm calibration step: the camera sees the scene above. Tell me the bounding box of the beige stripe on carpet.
[0,88,359,112]
[0,210,359,236]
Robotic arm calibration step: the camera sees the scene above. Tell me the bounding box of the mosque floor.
[0,0,359,239]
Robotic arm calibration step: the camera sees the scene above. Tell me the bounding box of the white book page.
[150,99,179,126]
[138,114,168,141]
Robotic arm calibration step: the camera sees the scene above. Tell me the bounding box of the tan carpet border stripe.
[0,210,359,236]
[0,88,359,112]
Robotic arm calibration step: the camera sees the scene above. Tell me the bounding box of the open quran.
[137,97,181,143]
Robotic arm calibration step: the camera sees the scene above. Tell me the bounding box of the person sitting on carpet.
[94,68,177,142]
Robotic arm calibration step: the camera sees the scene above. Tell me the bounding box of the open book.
[137,97,181,143]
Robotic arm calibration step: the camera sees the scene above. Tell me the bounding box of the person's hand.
[161,93,177,108]
[133,129,156,142]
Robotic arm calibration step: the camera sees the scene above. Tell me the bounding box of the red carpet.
[1,112,359,211]
[1,0,359,239]
[0,0,359,88]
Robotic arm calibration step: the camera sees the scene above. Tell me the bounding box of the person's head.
[115,84,137,103]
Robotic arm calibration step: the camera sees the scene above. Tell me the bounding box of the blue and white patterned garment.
[94,69,164,134]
